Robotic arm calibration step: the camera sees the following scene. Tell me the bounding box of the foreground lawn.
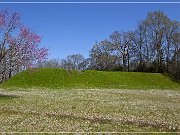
[0,88,179,132]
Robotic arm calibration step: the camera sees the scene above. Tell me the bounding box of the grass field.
[2,68,180,90]
[1,68,180,132]
[0,88,179,132]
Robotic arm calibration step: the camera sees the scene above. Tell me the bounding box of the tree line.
[1,10,180,82]
[38,11,180,80]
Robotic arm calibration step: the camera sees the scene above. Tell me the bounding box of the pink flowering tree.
[0,10,49,82]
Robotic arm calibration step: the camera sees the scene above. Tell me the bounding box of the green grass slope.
[1,68,180,89]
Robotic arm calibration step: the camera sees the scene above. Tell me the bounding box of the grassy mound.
[1,68,180,89]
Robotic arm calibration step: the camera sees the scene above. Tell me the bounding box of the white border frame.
[0,132,180,134]
[0,1,180,4]
[0,1,180,134]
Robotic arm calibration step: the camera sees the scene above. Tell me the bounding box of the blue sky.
[1,0,180,2]
[0,2,180,59]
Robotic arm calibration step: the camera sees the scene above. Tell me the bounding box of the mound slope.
[2,68,180,89]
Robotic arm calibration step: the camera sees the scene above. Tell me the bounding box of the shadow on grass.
[0,94,19,100]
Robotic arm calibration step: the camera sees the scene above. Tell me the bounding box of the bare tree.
[37,59,60,68]
[90,40,119,70]
[171,32,180,80]
[165,20,180,72]
[109,31,132,71]
[142,11,170,72]
[60,54,87,70]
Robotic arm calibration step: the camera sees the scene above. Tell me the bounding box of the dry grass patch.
[0,89,179,132]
